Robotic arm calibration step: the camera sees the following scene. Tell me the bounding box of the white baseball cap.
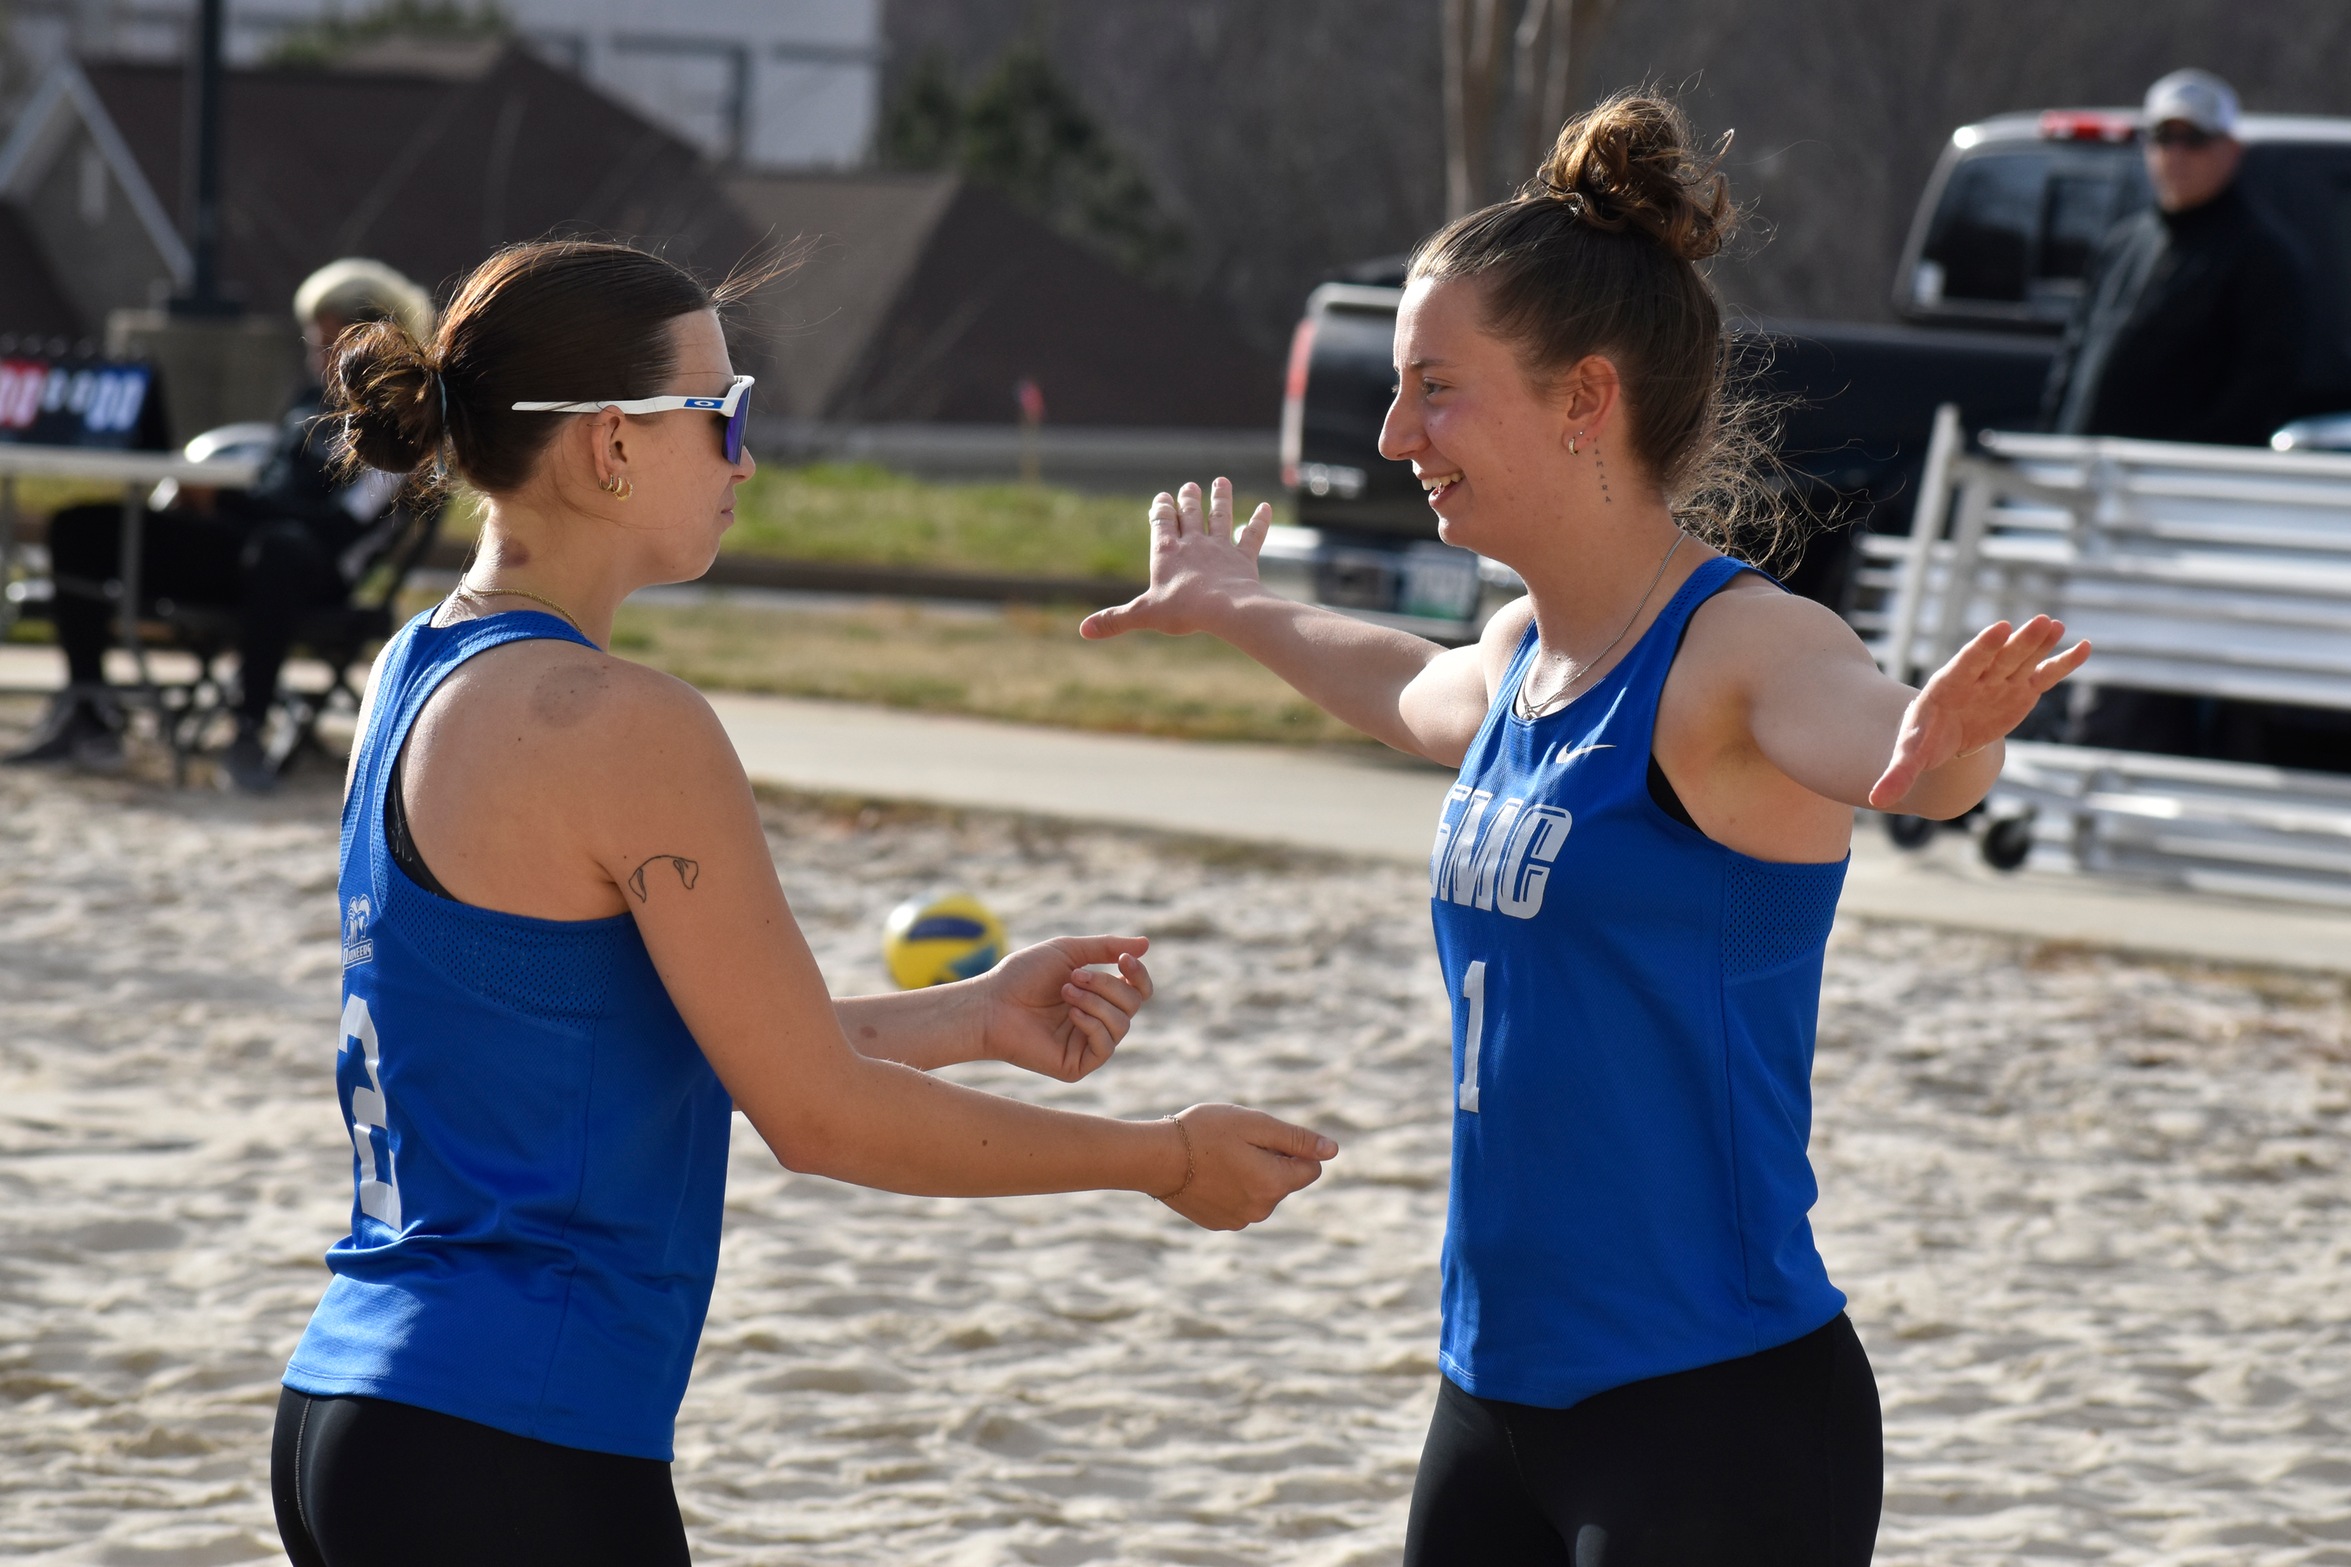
[2143,69,2239,138]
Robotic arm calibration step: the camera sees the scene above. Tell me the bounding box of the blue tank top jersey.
[1428,555,1848,1410]
[283,610,734,1461]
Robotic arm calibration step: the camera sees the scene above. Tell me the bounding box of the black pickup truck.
[1268,108,2351,638]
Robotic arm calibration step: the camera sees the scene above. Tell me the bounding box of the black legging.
[1404,1314,1882,1567]
[271,1388,691,1567]
[46,502,346,724]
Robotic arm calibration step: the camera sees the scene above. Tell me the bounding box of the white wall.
[6,0,880,169]
[508,0,878,168]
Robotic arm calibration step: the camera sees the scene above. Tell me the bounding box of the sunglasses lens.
[724,389,750,463]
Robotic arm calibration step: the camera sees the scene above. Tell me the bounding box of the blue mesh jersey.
[1427,555,1849,1409]
[284,610,734,1461]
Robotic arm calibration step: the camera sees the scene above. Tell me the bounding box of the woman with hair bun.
[1085,94,2089,1564]
[271,238,1337,1567]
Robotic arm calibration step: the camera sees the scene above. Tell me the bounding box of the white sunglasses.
[511,374,755,462]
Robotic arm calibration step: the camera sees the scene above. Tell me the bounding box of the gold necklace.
[455,579,582,632]
[1514,533,1686,720]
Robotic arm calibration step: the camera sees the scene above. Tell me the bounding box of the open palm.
[1081,478,1271,641]
[1870,615,2091,809]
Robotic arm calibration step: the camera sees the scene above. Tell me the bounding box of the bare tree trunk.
[1564,0,1618,129]
[1442,0,1503,217]
[1511,0,1566,185]
[1539,0,1576,135]
[1448,0,1619,215]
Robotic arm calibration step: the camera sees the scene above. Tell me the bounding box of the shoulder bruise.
[529,654,616,729]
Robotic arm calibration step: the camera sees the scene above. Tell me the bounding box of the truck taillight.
[2039,109,2136,143]
[1279,313,1316,488]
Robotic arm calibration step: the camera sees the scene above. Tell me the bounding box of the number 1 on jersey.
[1459,959,1486,1113]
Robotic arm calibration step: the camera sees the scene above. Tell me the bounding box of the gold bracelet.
[1156,1115,1195,1201]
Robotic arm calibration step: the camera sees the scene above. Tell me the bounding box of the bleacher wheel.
[1884,814,1937,851]
[1980,813,2035,873]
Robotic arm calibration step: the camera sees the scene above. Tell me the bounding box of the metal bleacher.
[1848,404,2351,906]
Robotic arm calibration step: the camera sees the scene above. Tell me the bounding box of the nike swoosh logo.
[1555,743,1615,765]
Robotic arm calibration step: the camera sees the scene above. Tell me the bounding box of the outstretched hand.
[1870,615,2090,810]
[1080,477,1272,641]
[976,935,1154,1082]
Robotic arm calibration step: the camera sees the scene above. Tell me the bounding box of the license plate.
[1400,547,1480,620]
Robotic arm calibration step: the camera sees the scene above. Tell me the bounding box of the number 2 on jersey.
[1458,959,1486,1113]
[343,994,402,1228]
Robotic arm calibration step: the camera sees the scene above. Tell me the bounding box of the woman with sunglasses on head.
[270,239,1338,1567]
[1083,96,2088,1565]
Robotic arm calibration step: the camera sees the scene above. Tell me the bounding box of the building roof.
[726,169,961,419]
[75,47,767,319]
[729,170,1278,427]
[0,50,1275,429]
[0,60,193,294]
[0,201,85,343]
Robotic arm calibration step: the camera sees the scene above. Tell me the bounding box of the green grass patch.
[721,462,1156,580]
[606,595,1371,748]
[441,464,1288,583]
[5,475,138,518]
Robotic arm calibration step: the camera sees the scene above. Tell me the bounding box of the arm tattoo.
[627,855,701,903]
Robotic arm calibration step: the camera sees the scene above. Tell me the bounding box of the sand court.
[1,739,2347,1564]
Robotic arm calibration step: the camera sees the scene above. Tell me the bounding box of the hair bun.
[1533,92,1733,263]
[328,319,446,477]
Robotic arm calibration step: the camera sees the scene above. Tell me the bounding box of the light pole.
[171,0,236,317]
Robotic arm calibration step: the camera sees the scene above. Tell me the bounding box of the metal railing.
[1854,405,2351,903]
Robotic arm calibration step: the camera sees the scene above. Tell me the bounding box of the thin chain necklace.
[454,578,582,633]
[1514,533,1686,721]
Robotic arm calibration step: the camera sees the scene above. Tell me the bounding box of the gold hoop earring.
[601,475,633,501]
[1569,431,1586,456]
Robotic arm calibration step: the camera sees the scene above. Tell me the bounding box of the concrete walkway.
[9,641,2351,974]
[703,691,1446,859]
[703,690,2351,977]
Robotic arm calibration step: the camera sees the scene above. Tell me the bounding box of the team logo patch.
[1430,785,1573,919]
[342,895,374,968]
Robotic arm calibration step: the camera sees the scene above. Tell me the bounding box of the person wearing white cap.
[2043,69,2308,759]
[2042,69,2303,448]
[5,258,437,788]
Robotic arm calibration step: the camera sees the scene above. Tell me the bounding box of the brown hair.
[332,239,739,494]
[1410,93,1783,556]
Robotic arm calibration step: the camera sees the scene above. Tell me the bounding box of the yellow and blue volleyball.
[882,892,1007,989]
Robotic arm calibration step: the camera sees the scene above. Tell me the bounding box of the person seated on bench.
[7,259,431,789]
